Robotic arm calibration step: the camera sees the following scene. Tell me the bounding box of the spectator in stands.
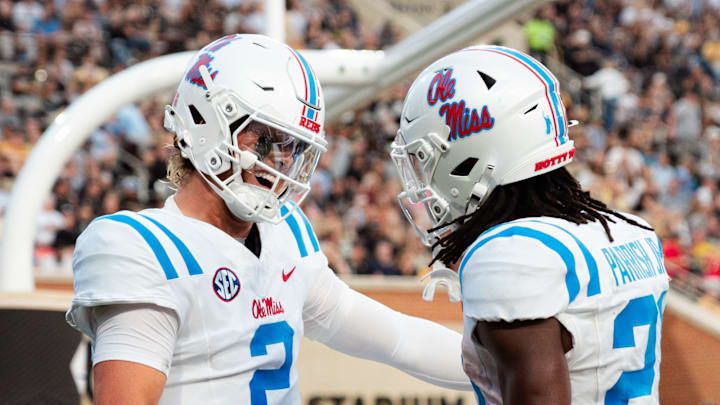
[0,123,30,174]
[524,5,556,62]
[0,96,21,130]
[584,58,628,131]
[367,239,402,276]
[12,0,42,33]
[0,0,14,32]
[35,195,64,271]
[32,2,59,36]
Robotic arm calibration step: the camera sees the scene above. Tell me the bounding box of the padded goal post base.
[0,308,82,405]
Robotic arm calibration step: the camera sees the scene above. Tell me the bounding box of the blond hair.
[166,143,194,187]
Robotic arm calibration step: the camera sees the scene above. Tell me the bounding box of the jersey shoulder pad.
[278,203,322,259]
[70,211,182,310]
[460,219,584,322]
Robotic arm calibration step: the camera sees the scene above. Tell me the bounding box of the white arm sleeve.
[303,268,472,391]
[91,304,179,376]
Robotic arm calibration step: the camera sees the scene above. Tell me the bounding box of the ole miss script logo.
[252,297,285,319]
[427,68,494,142]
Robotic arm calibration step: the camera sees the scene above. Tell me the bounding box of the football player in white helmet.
[66,34,472,405]
[392,46,669,404]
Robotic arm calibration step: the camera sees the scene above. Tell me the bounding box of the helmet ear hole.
[188,104,206,125]
[450,157,479,176]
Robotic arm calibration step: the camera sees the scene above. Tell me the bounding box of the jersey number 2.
[605,293,665,405]
[249,321,294,405]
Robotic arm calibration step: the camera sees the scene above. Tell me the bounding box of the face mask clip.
[466,164,496,216]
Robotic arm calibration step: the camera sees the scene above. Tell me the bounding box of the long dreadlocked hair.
[429,167,653,267]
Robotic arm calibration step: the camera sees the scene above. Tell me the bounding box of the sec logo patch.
[213,267,240,301]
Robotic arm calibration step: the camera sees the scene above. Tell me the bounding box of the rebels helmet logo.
[185,35,242,90]
[300,116,321,133]
[213,267,240,301]
[185,54,218,90]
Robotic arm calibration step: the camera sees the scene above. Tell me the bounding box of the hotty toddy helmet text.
[392,45,576,246]
[164,34,327,223]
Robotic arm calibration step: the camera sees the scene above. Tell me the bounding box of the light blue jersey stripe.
[462,355,487,405]
[471,381,486,405]
[526,219,600,296]
[102,214,178,280]
[459,226,580,304]
[488,46,566,144]
[281,205,308,257]
[140,214,203,276]
[288,202,320,253]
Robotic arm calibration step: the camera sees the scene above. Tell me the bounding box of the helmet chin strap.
[221,181,280,222]
[224,151,288,223]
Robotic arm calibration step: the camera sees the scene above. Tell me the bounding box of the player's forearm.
[94,360,166,405]
[389,313,473,391]
[320,289,472,391]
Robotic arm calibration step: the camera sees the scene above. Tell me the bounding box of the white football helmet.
[392,45,576,246]
[164,34,327,223]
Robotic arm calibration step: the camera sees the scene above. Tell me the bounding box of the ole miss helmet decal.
[184,35,243,90]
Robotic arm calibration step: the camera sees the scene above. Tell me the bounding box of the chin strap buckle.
[421,263,461,303]
[466,164,495,215]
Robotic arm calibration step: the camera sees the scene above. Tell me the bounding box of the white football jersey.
[459,215,669,405]
[67,197,341,405]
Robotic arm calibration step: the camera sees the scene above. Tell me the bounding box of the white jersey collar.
[163,195,183,215]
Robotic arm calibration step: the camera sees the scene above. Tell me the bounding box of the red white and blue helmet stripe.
[481,46,568,146]
[289,48,321,121]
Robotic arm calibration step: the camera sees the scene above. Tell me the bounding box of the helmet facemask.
[165,64,325,224]
[391,129,454,247]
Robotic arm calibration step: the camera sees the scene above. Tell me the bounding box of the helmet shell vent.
[477,70,496,90]
[524,104,539,114]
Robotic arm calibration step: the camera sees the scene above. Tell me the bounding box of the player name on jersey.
[601,237,665,286]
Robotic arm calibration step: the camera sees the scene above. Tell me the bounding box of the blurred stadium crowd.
[0,0,719,298]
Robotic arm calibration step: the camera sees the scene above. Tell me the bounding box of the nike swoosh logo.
[282,266,296,282]
[252,81,274,91]
[404,115,418,124]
